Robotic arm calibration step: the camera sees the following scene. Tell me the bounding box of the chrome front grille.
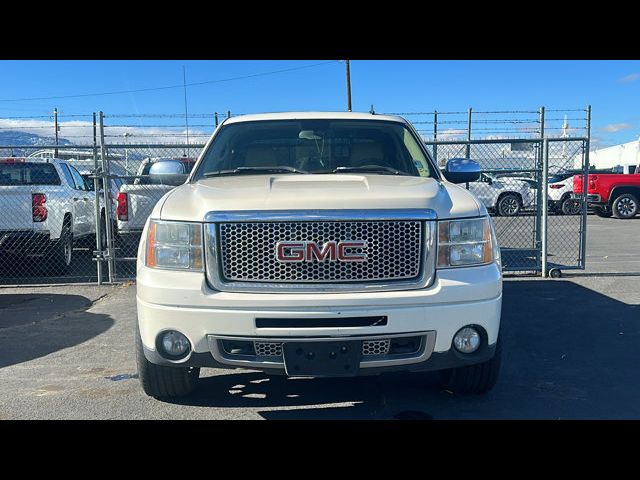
[204,209,436,293]
[218,220,422,283]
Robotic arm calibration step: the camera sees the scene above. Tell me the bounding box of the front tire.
[497,194,521,216]
[612,193,638,219]
[561,197,582,215]
[439,334,502,394]
[135,324,199,399]
[48,219,73,275]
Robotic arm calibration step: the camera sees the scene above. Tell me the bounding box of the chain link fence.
[101,143,207,281]
[0,107,591,285]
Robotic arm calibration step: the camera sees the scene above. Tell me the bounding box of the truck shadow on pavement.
[0,293,113,368]
[0,250,98,286]
[168,279,640,419]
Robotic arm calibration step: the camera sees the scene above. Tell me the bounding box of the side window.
[68,165,87,191]
[58,163,76,188]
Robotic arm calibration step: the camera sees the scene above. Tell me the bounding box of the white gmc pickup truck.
[135,112,503,399]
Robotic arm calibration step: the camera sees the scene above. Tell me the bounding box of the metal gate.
[423,136,589,275]
[95,140,208,283]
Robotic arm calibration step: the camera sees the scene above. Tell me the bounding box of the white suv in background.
[468,173,534,216]
[548,172,580,215]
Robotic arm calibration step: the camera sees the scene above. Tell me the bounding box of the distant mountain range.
[0,130,71,146]
[0,130,71,156]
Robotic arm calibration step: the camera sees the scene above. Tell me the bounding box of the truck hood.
[158,174,485,221]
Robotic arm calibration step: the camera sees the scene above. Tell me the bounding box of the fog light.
[160,330,191,359]
[453,327,481,354]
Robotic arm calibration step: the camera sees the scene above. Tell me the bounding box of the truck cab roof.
[223,111,408,125]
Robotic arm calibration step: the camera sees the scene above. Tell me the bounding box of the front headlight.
[437,216,500,268]
[145,219,203,271]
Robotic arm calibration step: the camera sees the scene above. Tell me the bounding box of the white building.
[588,137,640,173]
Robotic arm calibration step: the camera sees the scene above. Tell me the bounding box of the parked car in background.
[574,164,640,219]
[468,172,534,216]
[0,157,104,273]
[548,172,581,215]
[116,157,196,237]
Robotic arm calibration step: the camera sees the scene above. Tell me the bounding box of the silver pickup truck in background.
[0,157,104,273]
[115,157,195,238]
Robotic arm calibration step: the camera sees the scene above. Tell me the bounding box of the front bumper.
[137,262,502,376]
[574,193,602,204]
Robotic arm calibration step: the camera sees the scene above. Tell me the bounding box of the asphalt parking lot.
[0,215,638,419]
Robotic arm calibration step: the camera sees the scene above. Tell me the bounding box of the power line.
[0,61,341,103]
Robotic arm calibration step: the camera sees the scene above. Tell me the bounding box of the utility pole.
[465,107,472,158]
[183,66,190,157]
[54,107,59,157]
[345,60,352,112]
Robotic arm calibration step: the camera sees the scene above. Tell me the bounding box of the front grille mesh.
[362,339,391,356]
[254,342,283,357]
[252,341,391,357]
[218,221,422,283]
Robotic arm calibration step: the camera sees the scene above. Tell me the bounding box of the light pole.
[123,132,132,174]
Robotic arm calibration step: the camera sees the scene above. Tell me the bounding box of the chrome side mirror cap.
[149,160,188,186]
[443,158,481,184]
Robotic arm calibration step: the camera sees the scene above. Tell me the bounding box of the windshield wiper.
[331,166,411,176]
[203,166,309,177]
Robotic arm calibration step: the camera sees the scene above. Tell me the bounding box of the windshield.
[191,119,434,180]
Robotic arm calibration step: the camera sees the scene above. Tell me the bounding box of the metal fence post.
[93,112,102,285]
[580,105,592,269]
[98,112,115,283]
[227,110,231,119]
[535,106,545,273]
[54,107,59,158]
[214,112,219,127]
[433,111,438,165]
[465,108,472,158]
[541,138,549,277]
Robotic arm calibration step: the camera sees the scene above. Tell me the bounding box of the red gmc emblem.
[276,241,367,263]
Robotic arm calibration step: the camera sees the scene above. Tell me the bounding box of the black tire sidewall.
[561,197,581,215]
[593,206,612,218]
[49,221,73,274]
[498,194,520,216]
[613,194,639,219]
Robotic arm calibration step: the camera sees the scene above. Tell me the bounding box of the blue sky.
[0,60,639,148]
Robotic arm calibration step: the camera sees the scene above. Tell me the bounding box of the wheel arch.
[496,191,523,205]
[608,186,640,206]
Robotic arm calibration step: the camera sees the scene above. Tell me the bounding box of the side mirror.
[443,158,481,184]
[149,160,188,186]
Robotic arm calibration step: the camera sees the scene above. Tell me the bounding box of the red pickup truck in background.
[573,163,640,219]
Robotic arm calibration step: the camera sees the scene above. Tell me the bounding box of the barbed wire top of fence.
[379,107,590,141]
[0,107,590,151]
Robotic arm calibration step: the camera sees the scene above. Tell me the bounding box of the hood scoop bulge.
[269,174,370,191]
